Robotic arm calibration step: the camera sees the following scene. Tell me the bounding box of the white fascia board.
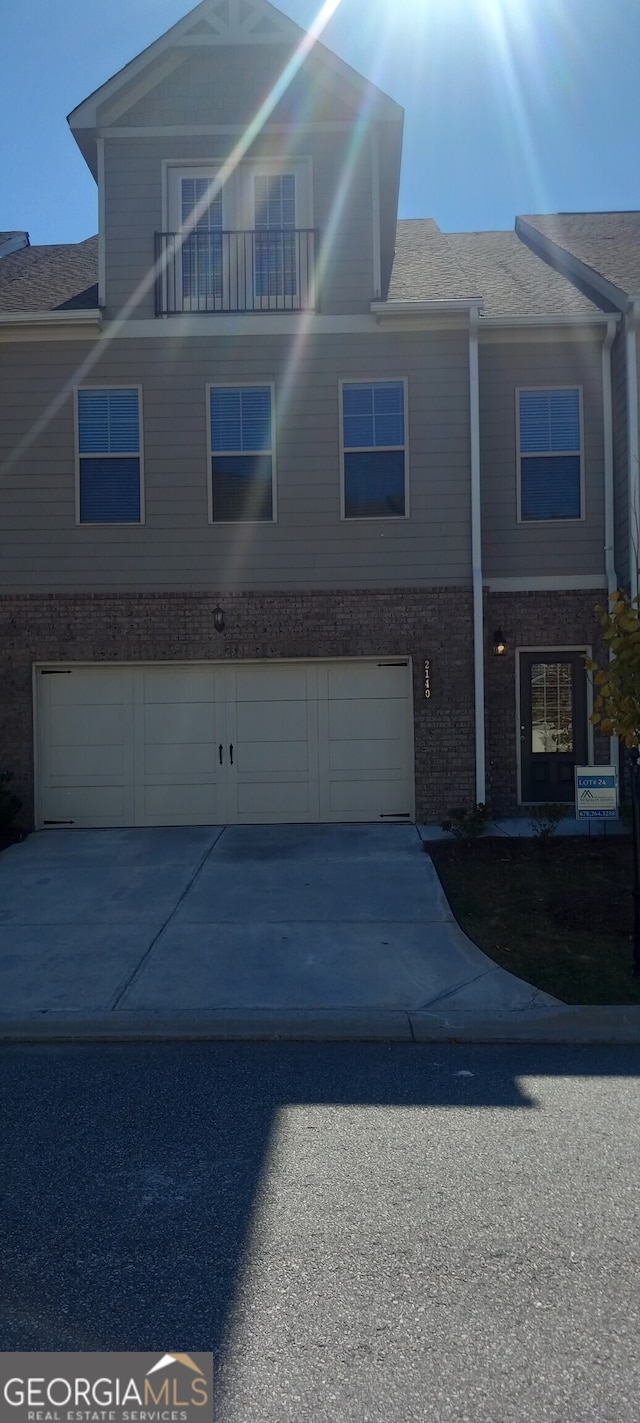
[372,299,483,317]
[0,311,102,342]
[0,232,29,257]
[107,313,379,338]
[516,218,630,313]
[480,312,619,329]
[0,309,101,326]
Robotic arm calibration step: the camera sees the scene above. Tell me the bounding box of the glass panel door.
[520,652,588,802]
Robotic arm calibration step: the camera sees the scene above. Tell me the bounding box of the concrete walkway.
[0,825,637,1042]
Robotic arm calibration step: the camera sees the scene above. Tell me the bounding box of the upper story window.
[517,388,583,521]
[76,387,143,524]
[340,380,408,519]
[159,162,315,314]
[209,384,275,523]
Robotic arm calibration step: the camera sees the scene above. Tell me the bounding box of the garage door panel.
[41,784,133,826]
[141,669,216,703]
[327,665,408,699]
[48,705,126,748]
[329,738,403,773]
[143,743,218,777]
[143,702,216,746]
[234,667,309,701]
[45,670,129,707]
[328,778,411,816]
[239,740,309,774]
[329,698,406,741]
[236,779,316,818]
[140,782,221,824]
[49,745,126,780]
[236,699,309,742]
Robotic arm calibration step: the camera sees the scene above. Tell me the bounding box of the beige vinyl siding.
[108,48,361,129]
[103,130,374,319]
[480,340,606,580]
[0,329,471,592]
[611,326,629,588]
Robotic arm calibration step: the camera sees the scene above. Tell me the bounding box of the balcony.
[155,229,317,315]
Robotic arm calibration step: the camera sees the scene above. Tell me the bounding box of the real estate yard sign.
[575,766,618,820]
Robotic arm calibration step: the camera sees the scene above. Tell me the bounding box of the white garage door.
[36,659,414,827]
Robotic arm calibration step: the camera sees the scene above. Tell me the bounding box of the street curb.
[0,1009,414,1043]
[0,1005,639,1044]
[409,1006,640,1044]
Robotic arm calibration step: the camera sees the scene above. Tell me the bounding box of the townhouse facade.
[1,0,631,831]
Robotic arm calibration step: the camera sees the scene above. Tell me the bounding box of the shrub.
[0,771,22,829]
[529,802,566,839]
[440,802,491,846]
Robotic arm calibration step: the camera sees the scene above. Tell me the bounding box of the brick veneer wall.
[0,589,476,827]
[485,589,611,816]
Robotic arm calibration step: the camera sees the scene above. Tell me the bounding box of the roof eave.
[0,309,102,328]
[372,299,484,317]
[516,216,632,314]
[480,312,621,328]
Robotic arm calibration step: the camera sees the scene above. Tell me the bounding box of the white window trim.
[74,384,145,527]
[206,380,278,525]
[162,157,314,233]
[339,377,410,521]
[515,644,594,806]
[515,384,585,525]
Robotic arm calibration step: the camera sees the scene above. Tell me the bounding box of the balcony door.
[519,651,588,803]
[167,163,310,312]
[175,172,224,311]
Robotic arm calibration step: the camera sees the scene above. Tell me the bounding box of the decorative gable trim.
[176,0,296,44]
[68,0,402,136]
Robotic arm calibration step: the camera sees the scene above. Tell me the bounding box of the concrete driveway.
[0,825,556,1028]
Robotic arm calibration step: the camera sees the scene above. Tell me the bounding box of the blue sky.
[2,0,639,245]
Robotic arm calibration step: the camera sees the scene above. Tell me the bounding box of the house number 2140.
[424,660,431,699]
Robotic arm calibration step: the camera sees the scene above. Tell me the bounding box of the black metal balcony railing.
[155,229,317,314]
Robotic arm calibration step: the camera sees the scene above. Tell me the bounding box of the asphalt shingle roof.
[0,237,98,312]
[388,220,604,316]
[388,219,477,301]
[446,229,603,317]
[521,212,640,300]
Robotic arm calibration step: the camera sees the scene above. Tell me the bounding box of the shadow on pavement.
[0,1041,638,1356]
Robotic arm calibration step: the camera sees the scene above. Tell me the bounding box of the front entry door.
[520,652,588,803]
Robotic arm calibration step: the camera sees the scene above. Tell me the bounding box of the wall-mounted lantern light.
[492,628,507,656]
[213,606,226,634]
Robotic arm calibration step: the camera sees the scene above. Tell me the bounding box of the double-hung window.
[518,387,583,521]
[76,387,142,523]
[341,380,408,518]
[209,385,275,522]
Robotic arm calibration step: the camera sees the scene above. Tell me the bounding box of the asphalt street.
[1,1043,639,1422]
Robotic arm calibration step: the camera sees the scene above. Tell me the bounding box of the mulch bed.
[429,835,640,1005]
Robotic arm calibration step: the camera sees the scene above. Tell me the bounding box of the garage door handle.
[219,744,223,765]
[229,743,234,765]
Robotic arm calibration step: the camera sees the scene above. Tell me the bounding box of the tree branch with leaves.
[587,591,640,746]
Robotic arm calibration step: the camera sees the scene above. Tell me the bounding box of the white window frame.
[339,377,410,521]
[164,158,313,233]
[206,381,278,525]
[74,384,145,527]
[516,385,585,525]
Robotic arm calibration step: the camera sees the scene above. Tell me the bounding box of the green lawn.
[429,835,640,1005]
